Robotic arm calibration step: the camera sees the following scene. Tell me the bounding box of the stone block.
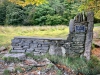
[87,11,94,22]
[24,39,32,43]
[59,41,65,45]
[73,49,84,54]
[72,36,85,42]
[42,44,49,47]
[75,33,85,37]
[26,50,33,53]
[33,40,38,44]
[69,19,75,33]
[42,47,49,50]
[26,48,34,53]
[44,41,50,45]
[14,48,23,50]
[27,48,34,51]
[35,47,42,50]
[3,53,26,60]
[38,44,42,47]
[23,46,29,49]
[11,43,19,46]
[30,44,38,48]
[37,41,44,44]
[12,46,22,48]
[22,43,30,46]
[33,52,41,55]
[84,32,93,60]
[11,50,25,53]
[87,22,94,32]
[18,43,23,46]
[11,39,21,43]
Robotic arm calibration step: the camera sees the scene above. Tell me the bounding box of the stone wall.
[11,37,66,55]
[11,11,94,59]
[63,11,94,59]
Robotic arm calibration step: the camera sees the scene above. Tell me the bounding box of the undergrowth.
[26,53,100,75]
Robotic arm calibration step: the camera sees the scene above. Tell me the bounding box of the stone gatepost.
[84,12,94,60]
[64,11,94,60]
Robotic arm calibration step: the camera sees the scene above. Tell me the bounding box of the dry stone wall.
[11,11,94,60]
[63,11,94,60]
[11,37,66,55]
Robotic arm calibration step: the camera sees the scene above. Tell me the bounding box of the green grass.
[0,25,69,47]
[0,23,100,47]
[94,23,100,26]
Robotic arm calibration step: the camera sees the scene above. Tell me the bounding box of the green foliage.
[5,3,26,25]
[57,69,63,75]
[41,54,100,75]
[34,4,55,25]
[0,4,6,25]
[15,67,23,73]
[25,53,34,58]
[3,69,10,75]
[94,10,100,23]
[2,57,20,63]
[0,0,81,25]
[46,14,65,25]
[92,43,95,49]
[23,5,35,25]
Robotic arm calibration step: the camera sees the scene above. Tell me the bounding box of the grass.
[0,24,100,75]
[94,23,100,26]
[0,23,100,47]
[25,53,100,75]
[0,25,69,47]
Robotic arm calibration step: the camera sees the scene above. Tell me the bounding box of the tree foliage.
[6,3,26,25]
[78,0,100,22]
[0,4,6,25]
[8,0,47,6]
[0,0,99,26]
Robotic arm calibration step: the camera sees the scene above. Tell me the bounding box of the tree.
[0,4,6,25]
[5,3,26,25]
[33,4,55,25]
[9,0,47,6]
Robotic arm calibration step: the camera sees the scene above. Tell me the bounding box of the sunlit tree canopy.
[9,0,47,6]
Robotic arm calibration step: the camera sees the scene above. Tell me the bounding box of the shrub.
[3,69,10,75]
[5,3,26,25]
[46,14,65,25]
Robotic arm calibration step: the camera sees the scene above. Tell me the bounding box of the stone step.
[11,50,25,53]
[3,53,26,60]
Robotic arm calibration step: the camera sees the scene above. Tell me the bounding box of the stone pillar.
[84,11,94,60]
[69,19,74,33]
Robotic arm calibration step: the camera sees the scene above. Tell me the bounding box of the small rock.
[18,63,24,67]
[93,39,100,47]
[49,45,66,56]
[7,66,15,72]
[24,59,37,66]
[0,72,3,75]
[49,45,55,55]
[0,59,4,64]
[61,47,66,57]
[9,63,15,67]
[41,58,52,65]
[0,46,6,52]
[17,70,20,74]
[93,32,99,39]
